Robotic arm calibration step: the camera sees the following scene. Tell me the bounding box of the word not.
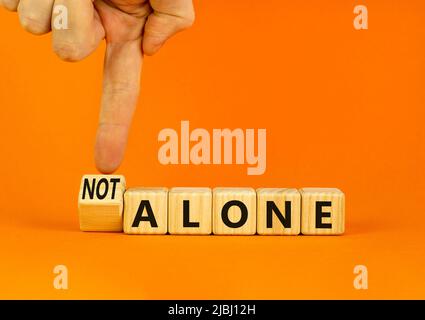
[78,175,345,235]
[158,121,267,175]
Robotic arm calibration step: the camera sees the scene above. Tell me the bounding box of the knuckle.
[2,0,19,11]
[53,41,86,62]
[104,80,138,97]
[19,14,49,35]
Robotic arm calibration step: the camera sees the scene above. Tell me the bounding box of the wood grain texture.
[123,187,168,235]
[213,188,256,235]
[257,188,301,235]
[168,188,212,235]
[78,174,126,232]
[300,188,345,235]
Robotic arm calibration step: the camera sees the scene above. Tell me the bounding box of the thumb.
[143,0,195,56]
[94,39,142,173]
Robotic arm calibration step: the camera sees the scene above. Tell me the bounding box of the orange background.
[1,0,425,299]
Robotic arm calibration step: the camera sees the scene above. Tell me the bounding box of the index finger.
[94,39,143,173]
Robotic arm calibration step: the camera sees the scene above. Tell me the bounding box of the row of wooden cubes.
[78,175,345,235]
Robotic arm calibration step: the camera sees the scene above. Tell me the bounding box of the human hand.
[0,0,195,173]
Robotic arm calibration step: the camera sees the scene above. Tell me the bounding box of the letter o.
[96,178,109,199]
[221,200,248,228]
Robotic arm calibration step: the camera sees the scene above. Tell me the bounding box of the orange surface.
[1,0,425,299]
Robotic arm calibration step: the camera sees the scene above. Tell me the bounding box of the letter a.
[158,128,179,165]
[353,5,368,30]
[53,5,69,30]
[53,265,68,290]
[353,265,368,290]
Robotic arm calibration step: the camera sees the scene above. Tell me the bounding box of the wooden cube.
[78,174,126,232]
[257,188,301,235]
[168,188,212,235]
[213,188,256,235]
[123,188,168,234]
[300,188,345,235]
